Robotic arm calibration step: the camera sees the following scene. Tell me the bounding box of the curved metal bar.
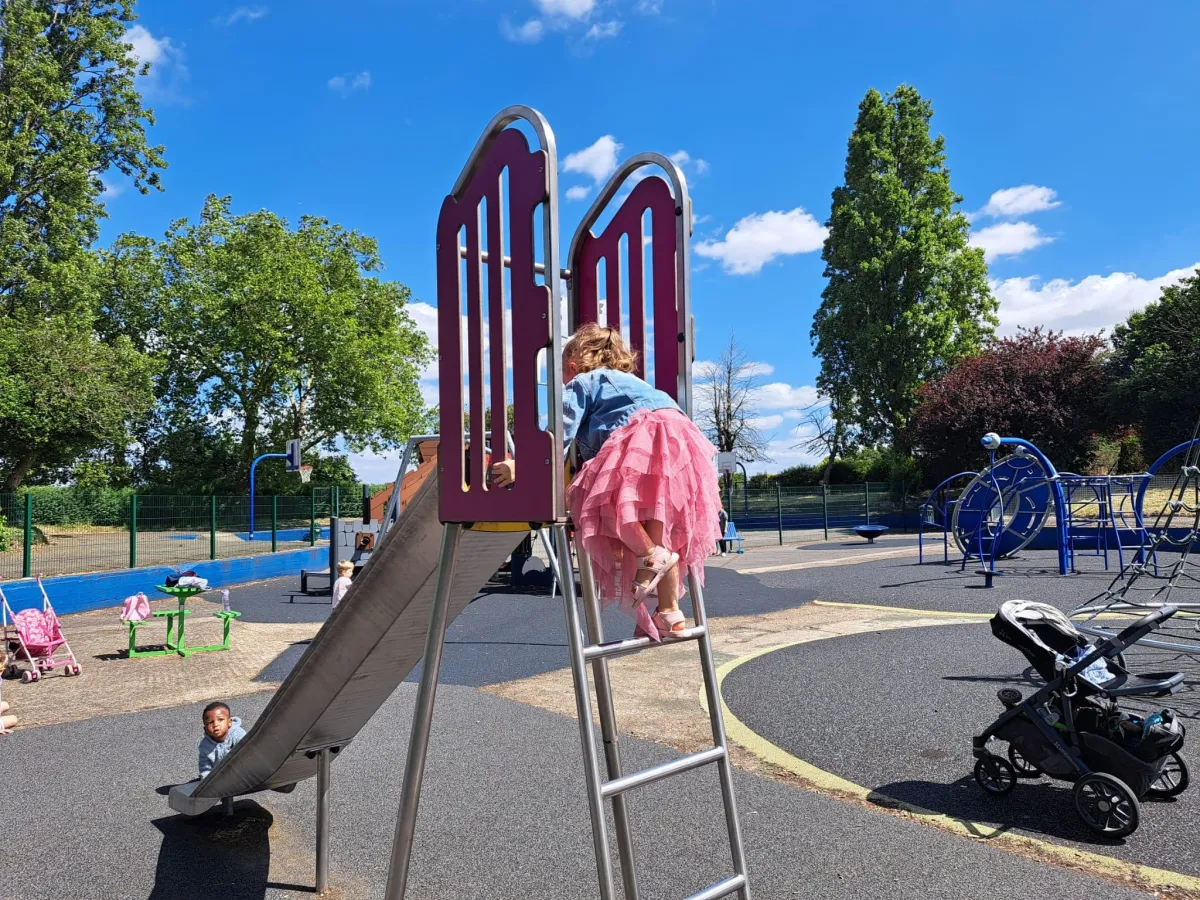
[1136,437,1200,516]
[450,104,558,199]
[566,153,694,413]
[917,471,976,564]
[992,436,1070,575]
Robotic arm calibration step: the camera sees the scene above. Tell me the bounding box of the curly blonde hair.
[563,323,638,375]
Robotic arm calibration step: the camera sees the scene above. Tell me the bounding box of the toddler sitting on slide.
[199,700,246,778]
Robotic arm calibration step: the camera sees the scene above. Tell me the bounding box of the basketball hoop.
[298,465,313,484]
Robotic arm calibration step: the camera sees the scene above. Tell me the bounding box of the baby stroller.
[972,600,1187,838]
[1,577,81,683]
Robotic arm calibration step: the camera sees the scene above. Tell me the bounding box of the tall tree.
[812,85,995,452]
[912,328,1110,481]
[1106,268,1200,462]
[696,333,771,476]
[0,0,165,316]
[0,1,165,487]
[102,195,433,490]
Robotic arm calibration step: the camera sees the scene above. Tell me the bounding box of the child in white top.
[330,559,355,610]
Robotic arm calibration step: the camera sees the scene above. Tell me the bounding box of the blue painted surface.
[167,534,199,541]
[0,547,327,616]
[232,527,329,542]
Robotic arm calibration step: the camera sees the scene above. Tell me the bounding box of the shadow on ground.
[150,801,314,899]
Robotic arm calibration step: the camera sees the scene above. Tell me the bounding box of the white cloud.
[695,159,710,175]
[564,135,622,184]
[749,414,784,430]
[346,447,404,484]
[216,6,268,26]
[970,221,1052,262]
[755,382,820,410]
[670,150,690,166]
[125,26,188,99]
[585,20,622,39]
[501,17,545,43]
[979,185,1060,219]
[328,71,372,93]
[694,208,827,275]
[693,360,775,380]
[100,178,124,200]
[566,185,592,201]
[636,0,664,11]
[992,263,1199,336]
[535,0,596,18]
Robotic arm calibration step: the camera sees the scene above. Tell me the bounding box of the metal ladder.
[540,526,751,900]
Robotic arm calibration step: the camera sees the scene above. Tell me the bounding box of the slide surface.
[169,477,525,814]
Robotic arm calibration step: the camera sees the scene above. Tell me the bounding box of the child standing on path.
[330,559,355,610]
[491,324,721,641]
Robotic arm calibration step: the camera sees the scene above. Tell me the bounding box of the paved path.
[722,620,1200,883]
[0,685,1152,900]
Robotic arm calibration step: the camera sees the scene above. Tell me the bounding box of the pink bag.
[120,592,151,622]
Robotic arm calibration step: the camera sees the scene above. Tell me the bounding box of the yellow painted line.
[812,599,993,620]
[711,640,1200,896]
[812,599,1142,622]
[737,547,919,575]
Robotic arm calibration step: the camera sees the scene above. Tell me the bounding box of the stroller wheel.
[974,754,1017,795]
[72,664,82,676]
[1074,773,1139,838]
[1008,745,1041,777]
[20,670,35,684]
[1147,753,1189,799]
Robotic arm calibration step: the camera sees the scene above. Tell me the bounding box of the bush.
[22,486,133,527]
[0,513,8,552]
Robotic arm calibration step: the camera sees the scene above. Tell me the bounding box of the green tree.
[1106,268,1200,462]
[0,0,165,316]
[812,85,995,452]
[0,316,154,488]
[0,0,165,488]
[102,195,433,490]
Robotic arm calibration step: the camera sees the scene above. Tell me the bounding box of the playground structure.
[1072,420,1200,655]
[167,106,750,900]
[920,432,1200,578]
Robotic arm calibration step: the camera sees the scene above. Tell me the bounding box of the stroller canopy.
[992,600,1087,682]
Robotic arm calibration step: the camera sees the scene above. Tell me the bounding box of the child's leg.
[644,521,681,617]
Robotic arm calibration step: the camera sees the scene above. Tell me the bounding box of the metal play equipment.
[919,432,1197,579]
[1072,425,1200,655]
[168,106,749,900]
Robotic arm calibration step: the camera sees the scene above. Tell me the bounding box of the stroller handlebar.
[1114,605,1178,646]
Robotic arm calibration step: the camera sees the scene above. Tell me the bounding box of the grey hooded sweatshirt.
[198,716,247,777]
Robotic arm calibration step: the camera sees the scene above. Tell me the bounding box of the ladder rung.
[601,746,725,799]
[683,874,747,900]
[583,625,706,662]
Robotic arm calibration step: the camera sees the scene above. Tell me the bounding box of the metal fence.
[0,485,370,580]
[721,482,924,548]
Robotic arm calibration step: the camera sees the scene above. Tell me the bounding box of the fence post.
[864,482,870,525]
[310,486,317,546]
[210,495,218,560]
[22,493,32,578]
[129,494,138,569]
[334,485,341,519]
[271,496,278,553]
[822,484,829,541]
[776,483,783,546]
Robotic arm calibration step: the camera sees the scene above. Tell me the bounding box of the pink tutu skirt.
[568,408,722,613]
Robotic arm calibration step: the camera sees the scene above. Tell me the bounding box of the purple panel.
[437,128,555,523]
[569,176,680,400]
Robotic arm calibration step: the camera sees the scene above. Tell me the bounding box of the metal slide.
[169,475,524,814]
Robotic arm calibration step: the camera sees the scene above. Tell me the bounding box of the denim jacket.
[563,368,680,462]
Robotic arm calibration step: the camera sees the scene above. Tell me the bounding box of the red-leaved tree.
[912,328,1111,481]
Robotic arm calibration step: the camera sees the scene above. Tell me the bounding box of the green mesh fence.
[0,485,371,580]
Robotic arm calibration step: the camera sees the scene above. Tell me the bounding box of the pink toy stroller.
[1,576,81,683]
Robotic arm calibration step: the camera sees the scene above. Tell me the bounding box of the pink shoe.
[629,546,679,600]
[634,607,688,643]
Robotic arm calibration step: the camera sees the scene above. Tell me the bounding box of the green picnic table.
[125,585,241,659]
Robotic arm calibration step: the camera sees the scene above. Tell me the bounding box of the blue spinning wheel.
[952,449,1053,560]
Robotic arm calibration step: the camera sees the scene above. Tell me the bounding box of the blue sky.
[108,1,1200,479]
